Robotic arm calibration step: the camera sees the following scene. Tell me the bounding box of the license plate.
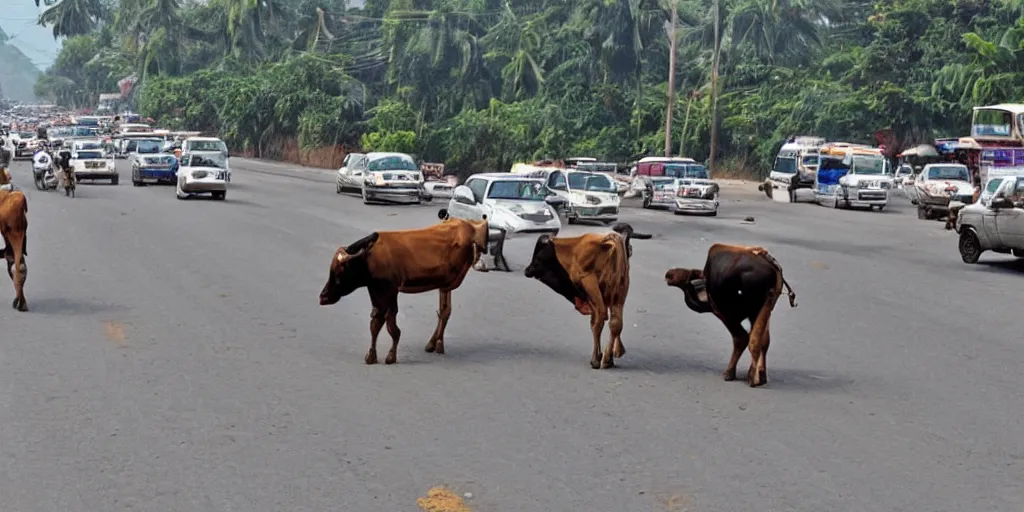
[86,162,101,168]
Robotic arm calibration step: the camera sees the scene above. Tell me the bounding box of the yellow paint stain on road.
[417,487,472,512]
[809,260,829,270]
[660,491,694,511]
[104,321,127,346]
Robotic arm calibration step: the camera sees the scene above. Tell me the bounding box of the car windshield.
[774,156,797,174]
[144,155,176,165]
[567,172,616,192]
[75,150,104,159]
[927,165,970,181]
[852,155,885,175]
[802,155,819,166]
[190,154,227,169]
[652,179,676,190]
[189,140,227,152]
[368,155,417,171]
[487,180,548,200]
[18,132,33,138]
[135,140,162,153]
[664,164,709,179]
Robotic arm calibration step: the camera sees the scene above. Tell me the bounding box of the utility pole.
[708,0,721,172]
[664,0,678,157]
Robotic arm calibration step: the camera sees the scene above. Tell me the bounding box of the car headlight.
[881,182,892,189]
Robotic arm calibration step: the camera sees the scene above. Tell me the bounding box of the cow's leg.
[722,321,750,381]
[578,278,610,368]
[384,293,401,364]
[365,306,385,364]
[747,294,780,387]
[6,231,27,312]
[610,303,625,358]
[424,289,452,354]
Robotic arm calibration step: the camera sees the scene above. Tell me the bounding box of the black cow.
[664,243,796,387]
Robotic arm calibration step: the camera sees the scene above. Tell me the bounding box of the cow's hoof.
[433,341,445,355]
[424,340,436,353]
[722,370,737,381]
[600,359,616,369]
[613,345,625,358]
[13,298,27,312]
[590,356,602,369]
[364,350,378,364]
[384,350,397,365]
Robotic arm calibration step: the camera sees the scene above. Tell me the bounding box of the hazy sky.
[1,2,62,71]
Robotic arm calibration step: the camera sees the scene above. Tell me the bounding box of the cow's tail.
[752,248,797,308]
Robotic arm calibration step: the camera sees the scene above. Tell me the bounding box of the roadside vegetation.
[31,0,1024,177]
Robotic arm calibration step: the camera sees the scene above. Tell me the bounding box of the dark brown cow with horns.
[319,217,489,364]
[665,243,796,387]
[523,223,652,369]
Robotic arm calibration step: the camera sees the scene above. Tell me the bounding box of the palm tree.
[37,0,105,39]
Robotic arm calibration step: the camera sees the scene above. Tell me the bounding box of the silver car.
[441,173,563,237]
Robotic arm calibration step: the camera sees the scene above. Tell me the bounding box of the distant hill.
[0,26,41,103]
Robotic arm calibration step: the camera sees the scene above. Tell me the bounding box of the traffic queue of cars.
[2,112,232,201]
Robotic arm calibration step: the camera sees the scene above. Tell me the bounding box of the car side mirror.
[453,186,475,205]
[545,195,566,208]
[992,197,1012,209]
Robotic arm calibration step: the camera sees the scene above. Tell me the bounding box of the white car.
[176,151,227,200]
[336,152,368,192]
[515,167,620,224]
[70,139,118,184]
[979,175,1012,207]
[180,136,231,182]
[441,173,563,236]
[356,152,427,205]
[955,175,1024,263]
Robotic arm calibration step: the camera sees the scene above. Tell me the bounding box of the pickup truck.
[955,175,1024,263]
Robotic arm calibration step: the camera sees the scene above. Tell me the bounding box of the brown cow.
[665,244,796,387]
[0,188,28,311]
[319,217,489,364]
[523,223,652,369]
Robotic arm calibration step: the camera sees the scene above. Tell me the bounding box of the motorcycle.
[33,157,59,192]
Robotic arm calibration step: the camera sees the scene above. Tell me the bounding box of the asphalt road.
[2,157,1022,512]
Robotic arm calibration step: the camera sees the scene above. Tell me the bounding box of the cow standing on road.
[665,244,796,387]
[523,223,652,369]
[319,217,490,364]
[0,188,29,311]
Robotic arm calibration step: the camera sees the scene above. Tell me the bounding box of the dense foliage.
[32,0,1024,176]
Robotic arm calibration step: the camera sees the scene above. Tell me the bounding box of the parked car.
[514,167,620,224]
[352,152,428,205]
[336,152,367,192]
[955,175,1024,263]
[70,139,118,184]
[903,163,975,220]
[441,173,563,236]
[176,152,227,200]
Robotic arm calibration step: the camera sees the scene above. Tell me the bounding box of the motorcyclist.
[32,146,54,184]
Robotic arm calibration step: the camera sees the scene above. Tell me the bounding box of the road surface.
[2,158,1022,511]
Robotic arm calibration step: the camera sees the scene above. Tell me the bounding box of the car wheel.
[709,210,718,217]
[361,187,371,205]
[958,229,982,264]
[176,180,187,200]
[111,175,119,185]
[213,191,226,200]
[832,195,841,209]
[917,206,927,220]
[336,181,342,194]
[568,217,577,225]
